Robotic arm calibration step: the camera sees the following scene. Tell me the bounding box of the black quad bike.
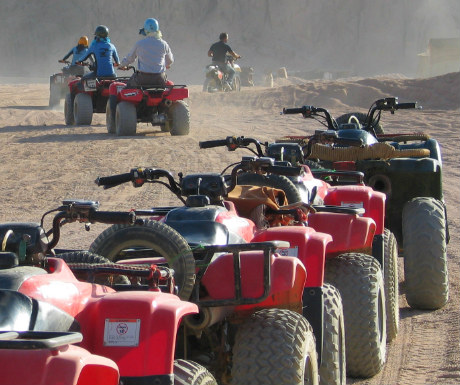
[280,97,449,310]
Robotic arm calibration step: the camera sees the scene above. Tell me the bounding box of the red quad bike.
[92,165,349,385]
[106,67,190,136]
[200,138,394,380]
[0,200,216,385]
[280,98,449,311]
[64,66,131,126]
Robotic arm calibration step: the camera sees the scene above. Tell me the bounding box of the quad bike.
[0,200,217,385]
[280,97,449,310]
[64,64,131,126]
[93,164,369,385]
[203,55,242,93]
[91,165,335,385]
[105,66,190,136]
[200,139,394,379]
[48,60,89,108]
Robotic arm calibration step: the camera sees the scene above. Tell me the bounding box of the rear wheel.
[89,220,196,300]
[402,197,448,309]
[64,93,75,125]
[232,75,241,92]
[73,93,93,125]
[335,112,384,135]
[174,359,217,385]
[106,96,116,134]
[168,100,190,136]
[116,101,137,136]
[325,253,386,378]
[383,228,399,342]
[232,309,319,385]
[236,173,302,204]
[320,283,346,385]
[49,83,61,108]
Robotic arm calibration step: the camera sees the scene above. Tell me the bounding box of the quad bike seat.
[0,290,79,332]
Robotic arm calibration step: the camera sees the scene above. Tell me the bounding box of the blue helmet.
[144,18,159,33]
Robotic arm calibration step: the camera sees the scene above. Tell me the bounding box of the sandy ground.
[0,73,459,384]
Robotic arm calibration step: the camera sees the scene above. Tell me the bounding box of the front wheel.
[232,308,319,385]
[168,100,190,136]
[402,197,448,309]
[116,101,137,136]
[232,75,241,92]
[89,220,196,300]
[174,359,217,385]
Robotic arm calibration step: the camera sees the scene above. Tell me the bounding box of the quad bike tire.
[320,283,346,385]
[89,220,196,300]
[325,253,386,378]
[402,197,448,310]
[116,101,137,136]
[48,83,61,108]
[174,359,217,385]
[335,112,384,135]
[383,228,399,342]
[74,93,93,125]
[64,93,75,125]
[232,308,319,385]
[106,96,116,134]
[168,100,190,136]
[236,173,302,204]
[56,250,129,285]
[202,78,214,92]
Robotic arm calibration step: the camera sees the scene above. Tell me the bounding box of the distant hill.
[1,0,459,84]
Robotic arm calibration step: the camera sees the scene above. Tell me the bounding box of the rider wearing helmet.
[79,25,119,79]
[119,18,174,87]
[208,32,241,90]
[59,36,89,76]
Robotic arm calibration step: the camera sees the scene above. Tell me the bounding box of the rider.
[59,36,89,76]
[79,25,119,79]
[118,18,174,87]
[208,32,241,89]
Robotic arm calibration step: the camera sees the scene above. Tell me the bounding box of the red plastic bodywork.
[0,345,119,385]
[17,258,198,378]
[252,226,332,287]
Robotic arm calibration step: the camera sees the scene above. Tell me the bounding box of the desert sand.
[0,71,458,384]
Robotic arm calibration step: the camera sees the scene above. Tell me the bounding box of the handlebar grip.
[267,165,302,176]
[396,102,417,110]
[282,107,308,115]
[199,139,229,149]
[95,173,132,188]
[89,211,135,225]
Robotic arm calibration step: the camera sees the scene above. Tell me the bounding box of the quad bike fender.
[201,250,307,312]
[118,88,143,103]
[109,81,128,97]
[299,166,331,202]
[0,343,119,385]
[308,212,376,258]
[18,258,115,318]
[252,226,332,287]
[323,185,386,235]
[164,87,189,101]
[67,78,81,92]
[76,291,197,378]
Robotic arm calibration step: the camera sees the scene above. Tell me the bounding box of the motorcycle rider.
[118,18,174,87]
[78,25,120,79]
[208,32,241,90]
[59,36,89,76]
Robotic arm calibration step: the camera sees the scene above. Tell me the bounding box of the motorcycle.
[203,55,242,92]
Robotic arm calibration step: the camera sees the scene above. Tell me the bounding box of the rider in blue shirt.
[79,25,119,79]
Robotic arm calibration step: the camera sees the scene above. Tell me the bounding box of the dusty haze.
[1,0,459,83]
